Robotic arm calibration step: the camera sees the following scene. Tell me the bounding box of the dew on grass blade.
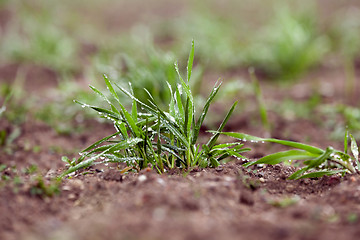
[177,84,183,94]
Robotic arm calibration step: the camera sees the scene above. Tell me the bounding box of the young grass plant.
[60,41,249,178]
[243,4,329,80]
[249,68,271,135]
[218,131,359,180]
[91,32,203,109]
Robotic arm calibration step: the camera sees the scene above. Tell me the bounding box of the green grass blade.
[209,157,220,167]
[129,82,138,121]
[81,132,120,153]
[174,61,194,105]
[156,108,189,147]
[75,100,121,120]
[167,82,176,117]
[243,150,316,167]
[250,68,270,133]
[88,85,120,116]
[349,134,359,169]
[192,81,222,145]
[187,40,195,82]
[161,145,186,165]
[184,97,192,139]
[207,101,238,149]
[102,156,143,164]
[307,147,333,168]
[60,138,142,178]
[103,74,120,100]
[175,86,185,125]
[212,142,244,150]
[297,170,347,179]
[59,151,108,178]
[288,167,309,180]
[344,128,349,154]
[157,113,164,172]
[219,132,324,155]
[114,82,156,114]
[117,122,128,139]
[89,138,143,154]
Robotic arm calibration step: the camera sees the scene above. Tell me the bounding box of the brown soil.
[1,63,360,240]
[1,1,360,240]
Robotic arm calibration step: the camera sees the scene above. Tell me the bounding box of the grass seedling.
[91,34,203,109]
[60,41,249,178]
[329,9,360,101]
[243,4,329,80]
[218,131,359,180]
[249,68,271,136]
[30,176,61,198]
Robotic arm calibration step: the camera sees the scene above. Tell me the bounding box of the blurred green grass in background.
[0,0,360,141]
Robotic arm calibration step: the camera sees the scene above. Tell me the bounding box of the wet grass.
[0,0,359,181]
[221,131,359,179]
[60,42,250,177]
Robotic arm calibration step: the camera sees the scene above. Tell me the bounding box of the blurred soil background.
[1,0,360,239]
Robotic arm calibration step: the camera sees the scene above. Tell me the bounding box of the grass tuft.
[219,132,359,180]
[60,41,249,178]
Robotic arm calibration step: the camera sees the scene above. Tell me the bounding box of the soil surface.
[1,1,360,240]
[1,64,360,240]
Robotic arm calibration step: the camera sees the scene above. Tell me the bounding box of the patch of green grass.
[29,176,61,198]
[328,8,360,98]
[167,1,329,81]
[60,41,250,178]
[0,1,79,75]
[243,4,330,80]
[268,195,300,208]
[90,32,203,109]
[172,10,245,70]
[0,163,60,197]
[250,68,271,135]
[0,83,29,125]
[219,131,359,180]
[274,94,321,121]
[34,82,98,135]
[321,104,360,140]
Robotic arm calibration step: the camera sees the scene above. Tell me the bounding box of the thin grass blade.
[81,132,120,153]
[103,74,120,100]
[297,170,347,179]
[288,167,309,180]
[187,40,195,82]
[344,128,349,154]
[243,150,316,167]
[192,81,222,145]
[349,134,359,169]
[207,101,238,149]
[218,132,324,155]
